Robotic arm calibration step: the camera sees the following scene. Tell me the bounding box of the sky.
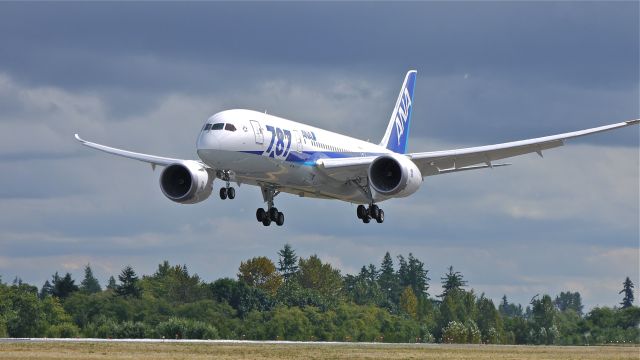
[0,2,638,310]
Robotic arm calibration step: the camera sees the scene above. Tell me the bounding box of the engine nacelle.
[159,161,214,204]
[368,154,422,198]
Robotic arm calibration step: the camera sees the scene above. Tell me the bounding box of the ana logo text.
[394,87,412,144]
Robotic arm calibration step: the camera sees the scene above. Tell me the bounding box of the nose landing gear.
[356,204,384,224]
[218,170,236,200]
[219,186,236,200]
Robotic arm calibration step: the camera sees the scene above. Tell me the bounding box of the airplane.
[75,70,639,227]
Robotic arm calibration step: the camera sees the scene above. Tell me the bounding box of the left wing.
[317,119,639,180]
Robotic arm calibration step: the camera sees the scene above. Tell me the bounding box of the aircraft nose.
[197,130,220,150]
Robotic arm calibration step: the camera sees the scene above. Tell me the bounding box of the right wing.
[75,134,187,167]
[408,119,639,176]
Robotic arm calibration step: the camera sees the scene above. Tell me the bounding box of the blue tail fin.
[379,70,417,154]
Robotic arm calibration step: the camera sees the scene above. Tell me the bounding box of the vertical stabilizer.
[379,70,417,154]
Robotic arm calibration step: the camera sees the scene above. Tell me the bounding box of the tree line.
[0,244,637,344]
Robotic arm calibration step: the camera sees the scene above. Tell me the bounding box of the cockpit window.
[211,123,224,130]
[203,123,212,131]
[225,123,237,132]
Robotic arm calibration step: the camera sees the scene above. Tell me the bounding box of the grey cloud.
[1,2,637,90]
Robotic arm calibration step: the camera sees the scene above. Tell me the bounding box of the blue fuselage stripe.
[240,150,384,166]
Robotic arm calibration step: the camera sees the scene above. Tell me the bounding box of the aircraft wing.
[317,119,639,180]
[75,134,187,167]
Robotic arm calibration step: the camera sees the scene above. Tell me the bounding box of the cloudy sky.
[0,2,638,309]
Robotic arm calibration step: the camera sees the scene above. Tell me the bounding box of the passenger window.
[225,123,237,132]
[211,123,224,130]
[203,123,212,131]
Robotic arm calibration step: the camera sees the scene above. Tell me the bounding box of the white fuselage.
[196,109,391,203]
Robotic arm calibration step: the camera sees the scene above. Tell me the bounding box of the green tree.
[142,262,206,304]
[499,295,523,318]
[476,294,504,344]
[377,252,399,304]
[619,277,634,309]
[2,283,45,337]
[554,291,583,316]
[210,278,274,317]
[116,265,141,298]
[399,286,418,319]
[238,256,283,296]
[106,276,117,291]
[297,255,343,300]
[80,264,102,294]
[51,272,79,299]
[397,254,430,298]
[439,266,467,298]
[277,244,298,282]
[530,295,557,344]
[39,280,53,299]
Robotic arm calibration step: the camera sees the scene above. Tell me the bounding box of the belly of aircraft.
[197,148,368,203]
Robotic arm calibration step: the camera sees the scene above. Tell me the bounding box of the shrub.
[442,321,467,343]
[156,317,218,339]
[45,323,80,338]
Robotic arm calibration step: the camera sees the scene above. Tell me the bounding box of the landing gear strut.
[356,204,384,224]
[256,186,284,226]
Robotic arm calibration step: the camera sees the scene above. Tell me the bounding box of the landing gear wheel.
[256,208,266,222]
[269,207,279,221]
[227,187,236,199]
[356,205,367,219]
[276,212,285,226]
[376,209,384,223]
[369,204,379,219]
[262,216,272,226]
[219,187,228,200]
[362,216,370,224]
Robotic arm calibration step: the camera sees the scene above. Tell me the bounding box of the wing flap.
[316,157,376,182]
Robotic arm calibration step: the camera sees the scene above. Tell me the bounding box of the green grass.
[0,341,638,360]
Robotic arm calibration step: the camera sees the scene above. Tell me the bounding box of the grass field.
[0,340,638,360]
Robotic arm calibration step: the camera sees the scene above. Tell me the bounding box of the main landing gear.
[357,204,384,224]
[256,186,284,226]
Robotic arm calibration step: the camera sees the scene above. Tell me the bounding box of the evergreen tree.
[116,265,141,298]
[277,244,298,282]
[106,276,117,291]
[397,253,429,297]
[39,280,53,299]
[619,277,635,309]
[378,252,398,303]
[554,291,583,316]
[51,272,79,299]
[407,253,430,297]
[499,295,523,318]
[79,264,101,294]
[440,266,467,298]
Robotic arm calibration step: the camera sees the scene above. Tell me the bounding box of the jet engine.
[368,154,422,198]
[159,161,214,204]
